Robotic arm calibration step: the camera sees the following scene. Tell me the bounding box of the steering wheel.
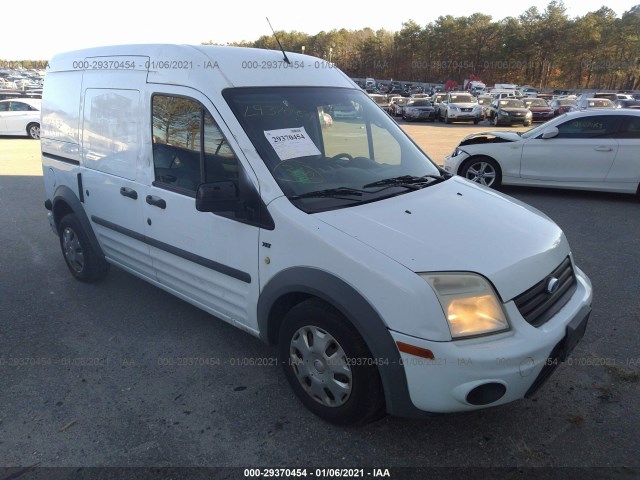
[331,153,354,162]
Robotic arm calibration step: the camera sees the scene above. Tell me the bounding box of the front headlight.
[420,273,510,339]
[449,106,460,112]
[450,147,462,157]
[526,111,532,117]
[498,109,509,116]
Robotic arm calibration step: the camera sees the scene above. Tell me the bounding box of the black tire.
[473,119,480,124]
[26,122,40,140]
[58,214,110,283]
[459,156,502,189]
[524,120,532,127]
[445,112,452,124]
[278,298,385,426]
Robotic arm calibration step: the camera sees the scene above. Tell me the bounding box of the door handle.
[119,187,138,200]
[146,195,166,209]
[594,146,613,152]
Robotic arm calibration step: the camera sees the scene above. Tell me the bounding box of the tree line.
[211,1,640,90]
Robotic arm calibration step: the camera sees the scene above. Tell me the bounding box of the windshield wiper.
[289,187,367,200]
[362,174,449,189]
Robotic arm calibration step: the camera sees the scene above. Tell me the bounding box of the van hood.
[315,176,569,301]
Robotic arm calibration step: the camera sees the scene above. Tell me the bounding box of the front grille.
[513,257,577,327]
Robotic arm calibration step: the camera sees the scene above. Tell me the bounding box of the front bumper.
[390,265,592,413]
[443,151,468,175]
[448,112,482,121]
[531,112,554,122]
[405,111,436,120]
[496,116,529,125]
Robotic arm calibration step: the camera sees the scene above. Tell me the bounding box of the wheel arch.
[458,154,500,173]
[257,267,429,418]
[51,185,106,260]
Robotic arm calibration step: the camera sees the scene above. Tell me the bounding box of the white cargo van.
[42,44,592,425]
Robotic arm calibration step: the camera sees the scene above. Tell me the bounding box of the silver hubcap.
[466,162,496,186]
[289,326,352,407]
[62,227,84,273]
[29,125,40,139]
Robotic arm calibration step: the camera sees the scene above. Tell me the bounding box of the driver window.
[152,95,203,192]
[151,95,240,192]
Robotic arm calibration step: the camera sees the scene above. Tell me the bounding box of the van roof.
[46,44,355,89]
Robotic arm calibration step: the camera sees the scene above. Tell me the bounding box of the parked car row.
[378,88,638,126]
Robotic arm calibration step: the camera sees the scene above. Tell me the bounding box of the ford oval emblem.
[546,277,560,294]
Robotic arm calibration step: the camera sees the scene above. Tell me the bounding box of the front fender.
[257,267,433,418]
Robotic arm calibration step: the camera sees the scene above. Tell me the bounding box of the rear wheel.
[459,156,502,189]
[58,214,110,282]
[278,299,385,425]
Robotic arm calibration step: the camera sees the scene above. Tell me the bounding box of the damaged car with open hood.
[444,109,640,196]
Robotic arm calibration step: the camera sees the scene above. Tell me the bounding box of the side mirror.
[541,127,559,139]
[196,181,241,212]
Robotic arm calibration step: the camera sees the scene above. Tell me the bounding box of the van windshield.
[223,87,444,212]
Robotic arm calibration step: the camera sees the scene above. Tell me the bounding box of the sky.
[3,0,637,60]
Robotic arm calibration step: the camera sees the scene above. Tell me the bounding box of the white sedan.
[443,109,640,196]
[0,98,41,139]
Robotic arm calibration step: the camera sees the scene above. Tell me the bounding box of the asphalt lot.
[0,127,639,475]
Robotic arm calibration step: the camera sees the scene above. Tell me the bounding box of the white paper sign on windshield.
[264,127,321,161]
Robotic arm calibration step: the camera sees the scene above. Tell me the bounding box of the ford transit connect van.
[41,44,592,425]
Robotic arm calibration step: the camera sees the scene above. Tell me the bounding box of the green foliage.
[4,3,638,90]
[201,2,639,90]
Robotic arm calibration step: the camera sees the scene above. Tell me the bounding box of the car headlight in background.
[526,111,533,117]
[498,110,509,116]
[450,147,464,158]
[420,273,510,339]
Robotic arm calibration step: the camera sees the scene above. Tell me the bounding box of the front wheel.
[27,123,40,139]
[58,214,110,282]
[459,156,502,189]
[524,120,532,127]
[278,299,385,425]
